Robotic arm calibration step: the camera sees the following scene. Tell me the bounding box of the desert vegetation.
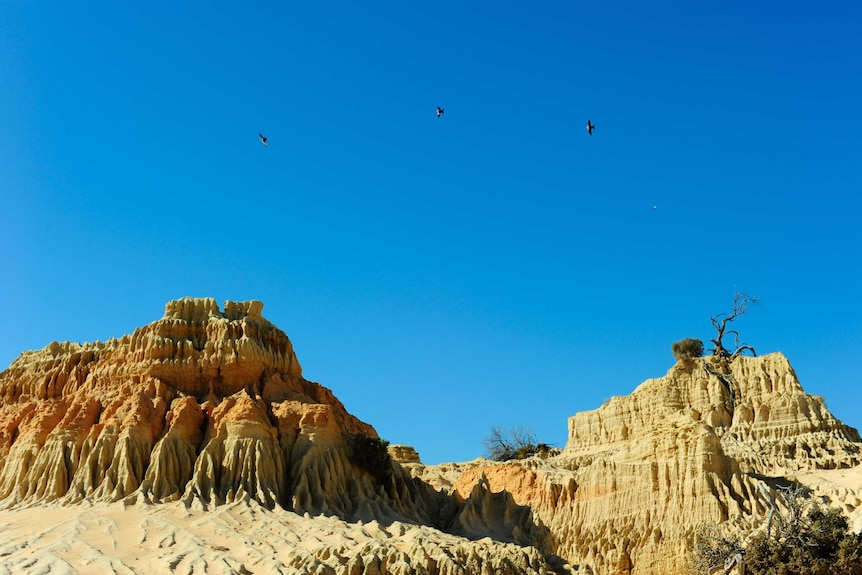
[710,291,759,360]
[483,425,555,461]
[672,337,704,362]
[690,485,862,575]
[347,433,392,485]
[674,292,759,366]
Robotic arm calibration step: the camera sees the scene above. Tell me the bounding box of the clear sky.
[1,1,860,465]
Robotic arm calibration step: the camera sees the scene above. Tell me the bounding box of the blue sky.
[1,1,860,464]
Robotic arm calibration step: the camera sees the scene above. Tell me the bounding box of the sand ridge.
[0,498,561,575]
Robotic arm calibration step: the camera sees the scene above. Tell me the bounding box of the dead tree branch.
[710,292,759,360]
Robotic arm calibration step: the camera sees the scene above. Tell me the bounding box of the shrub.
[744,506,862,575]
[672,338,704,362]
[347,434,392,485]
[690,524,745,575]
[691,495,862,575]
[483,425,549,461]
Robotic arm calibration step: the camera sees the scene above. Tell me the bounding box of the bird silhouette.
[586,120,595,135]
[437,107,444,118]
[259,133,268,147]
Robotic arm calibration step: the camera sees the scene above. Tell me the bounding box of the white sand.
[795,465,862,533]
[0,498,526,575]
[1,464,859,574]
[0,500,390,575]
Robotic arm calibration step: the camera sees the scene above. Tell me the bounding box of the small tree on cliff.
[709,292,759,360]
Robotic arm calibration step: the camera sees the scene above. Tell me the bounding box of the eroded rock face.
[388,443,421,464]
[4,301,859,575]
[0,298,373,508]
[444,354,862,575]
[568,354,860,472]
[0,298,562,574]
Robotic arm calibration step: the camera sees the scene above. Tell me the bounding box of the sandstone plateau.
[0,298,860,575]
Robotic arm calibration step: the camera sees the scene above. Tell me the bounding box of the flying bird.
[259,133,268,147]
[437,106,444,118]
[586,120,595,135]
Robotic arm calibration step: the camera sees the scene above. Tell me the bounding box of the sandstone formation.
[2,300,860,574]
[430,354,862,575]
[388,444,421,464]
[0,298,373,508]
[0,298,559,575]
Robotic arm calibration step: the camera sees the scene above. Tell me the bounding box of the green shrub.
[692,504,862,575]
[672,338,704,362]
[347,433,392,485]
[744,506,862,575]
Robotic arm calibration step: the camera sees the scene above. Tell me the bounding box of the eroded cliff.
[0,298,372,508]
[0,298,560,575]
[2,300,860,575]
[419,354,862,575]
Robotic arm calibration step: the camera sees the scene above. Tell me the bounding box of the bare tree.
[483,425,541,461]
[772,484,814,548]
[710,292,759,360]
[689,523,745,575]
[689,483,839,575]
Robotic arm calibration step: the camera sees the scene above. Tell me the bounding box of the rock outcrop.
[0,298,375,508]
[0,298,560,574]
[439,354,862,574]
[388,443,421,464]
[2,300,860,575]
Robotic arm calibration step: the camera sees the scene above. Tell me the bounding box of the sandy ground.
[1,464,859,575]
[0,499,439,575]
[795,465,862,533]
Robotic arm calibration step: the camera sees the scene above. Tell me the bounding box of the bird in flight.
[586,120,595,135]
[259,133,268,147]
[437,107,444,118]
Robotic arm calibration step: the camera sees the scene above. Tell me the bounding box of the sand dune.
[0,499,560,575]
[2,464,859,575]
